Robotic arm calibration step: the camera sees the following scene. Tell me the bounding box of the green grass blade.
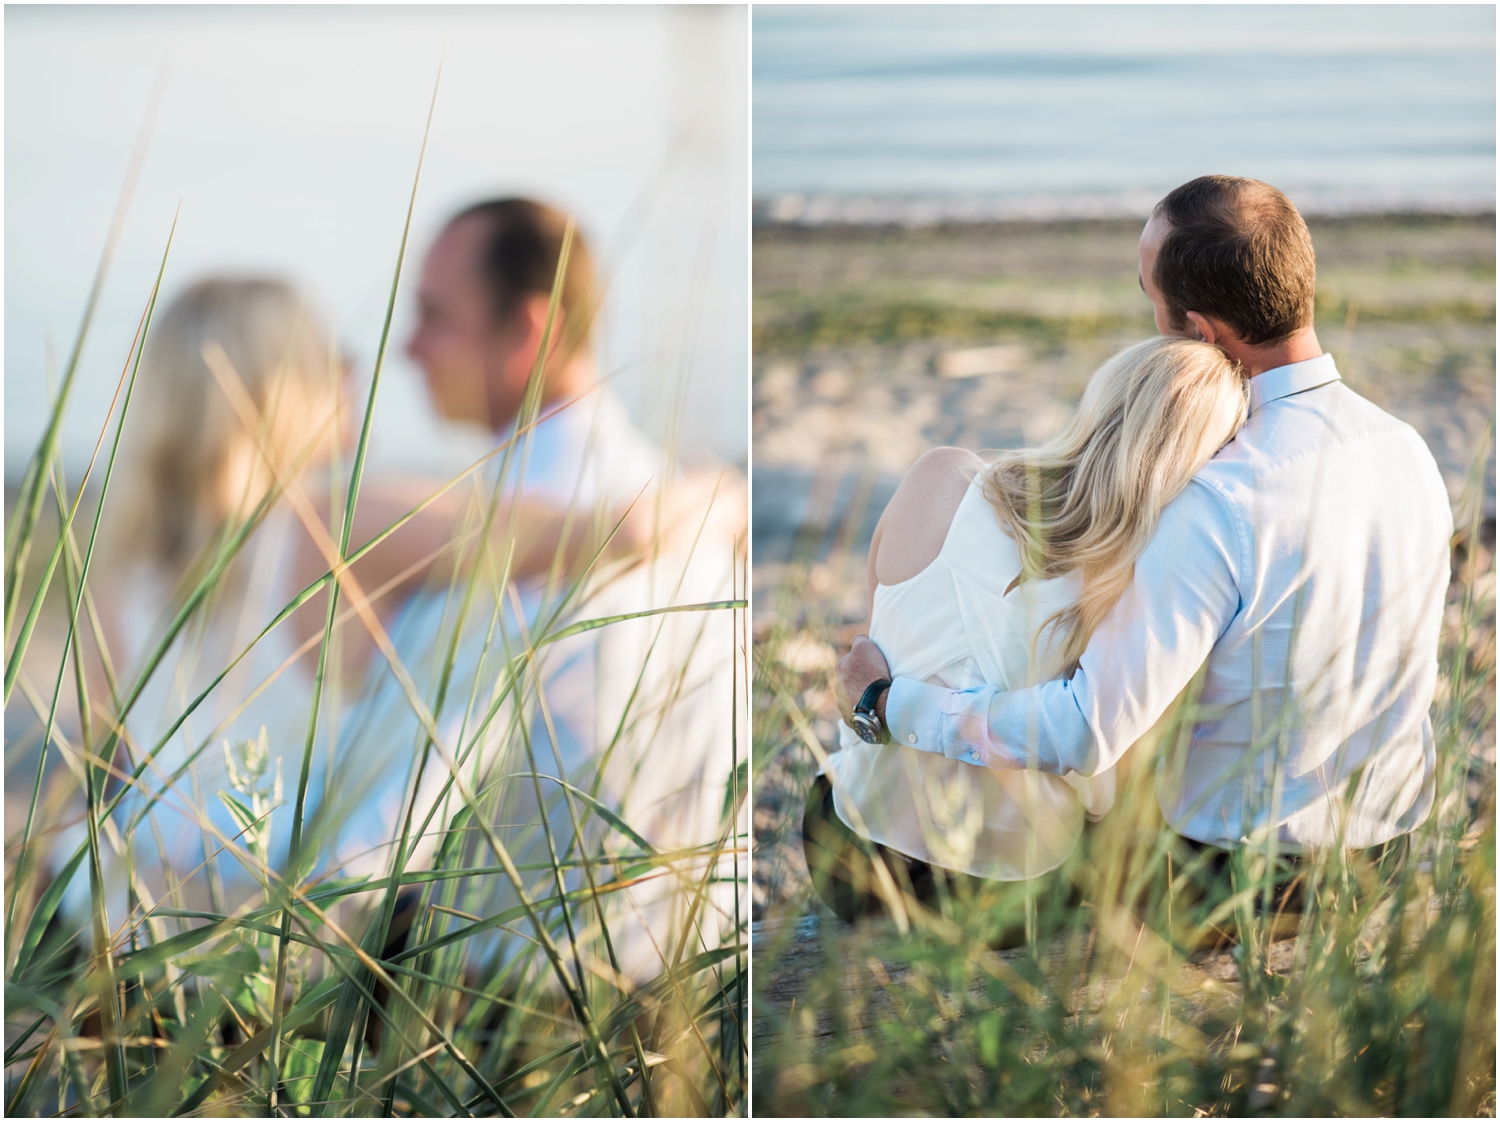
[2,272,157,709]
[538,598,747,647]
[10,847,88,981]
[302,50,444,1116]
[499,772,661,856]
[4,67,164,640]
[13,210,176,1111]
[6,207,177,953]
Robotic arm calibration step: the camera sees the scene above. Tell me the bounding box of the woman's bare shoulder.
[873,447,984,586]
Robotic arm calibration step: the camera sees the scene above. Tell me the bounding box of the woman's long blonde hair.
[982,336,1249,667]
[103,278,343,582]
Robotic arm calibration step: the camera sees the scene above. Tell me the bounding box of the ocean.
[753,4,1496,222]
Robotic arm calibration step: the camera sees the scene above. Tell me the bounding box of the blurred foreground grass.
[4,113,748,1117]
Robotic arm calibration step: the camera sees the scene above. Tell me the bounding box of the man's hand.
[836,634,892,726]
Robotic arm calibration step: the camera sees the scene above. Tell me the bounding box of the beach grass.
[752,215,1496,354]
[3,81,748,1118]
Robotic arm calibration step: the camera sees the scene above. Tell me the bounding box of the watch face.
[850,711,882,744]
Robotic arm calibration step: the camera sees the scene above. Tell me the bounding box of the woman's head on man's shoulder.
[984,334,1247,663]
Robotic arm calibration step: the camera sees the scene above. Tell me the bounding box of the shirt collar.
[492,390,600,450]
[1247,353,1341,414]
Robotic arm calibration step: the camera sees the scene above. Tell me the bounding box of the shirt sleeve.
[884,479,1242,775]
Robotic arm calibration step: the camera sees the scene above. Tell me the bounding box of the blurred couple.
[813,175,1452,942]
[80,198,743,980]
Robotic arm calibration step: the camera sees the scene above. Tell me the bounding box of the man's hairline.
[1152,210,1316,346]
[441,209,588,342]
[436,212,527,335]
[1140,216,1188,331]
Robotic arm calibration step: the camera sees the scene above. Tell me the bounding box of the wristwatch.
[849,678,892,744]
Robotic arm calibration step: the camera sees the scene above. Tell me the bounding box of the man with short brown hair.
[1134,175,1324,379]
[342,198,668,976]
[1147,174,1318,348]
[408,198,604,441]
[838,175,1452,882]
[348,196,743,983]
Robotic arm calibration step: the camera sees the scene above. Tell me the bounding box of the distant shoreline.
[753,195,1497,231]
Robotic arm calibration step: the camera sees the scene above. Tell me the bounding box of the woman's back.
[827,465,1113,881]
[115,504,314,801]
[819,338,1247,897]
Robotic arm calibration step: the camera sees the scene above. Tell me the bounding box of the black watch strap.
[856,678,892,716]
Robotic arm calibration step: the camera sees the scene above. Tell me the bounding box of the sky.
[6,5,749,485]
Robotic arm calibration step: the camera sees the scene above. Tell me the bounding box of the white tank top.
[56,504,325,925]
[826,474,1115,881]
[112,507,324,876]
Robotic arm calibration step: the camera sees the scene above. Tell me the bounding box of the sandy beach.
[752,213,1496,919]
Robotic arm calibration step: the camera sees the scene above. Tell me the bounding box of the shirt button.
[969,750,980,764]
[908,733,918,744]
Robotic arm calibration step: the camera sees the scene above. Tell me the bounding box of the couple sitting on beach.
[808,175,1452,937]
[81,198,740,979]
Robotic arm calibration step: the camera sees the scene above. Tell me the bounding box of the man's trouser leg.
[1170,832,1412,946]
[801,774,918,923]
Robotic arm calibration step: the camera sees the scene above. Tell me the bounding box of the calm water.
[754,5,1496,220]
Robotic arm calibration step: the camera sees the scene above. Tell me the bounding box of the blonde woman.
[806,336,1249,926]
[76,277,622,916]
[70,278,396,910]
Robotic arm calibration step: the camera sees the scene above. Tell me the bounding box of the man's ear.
[499,295,564,385]
[515,294,569,364]
[1182,310,1230,346]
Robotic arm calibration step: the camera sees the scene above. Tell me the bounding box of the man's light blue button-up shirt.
[885,354,1453,849]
